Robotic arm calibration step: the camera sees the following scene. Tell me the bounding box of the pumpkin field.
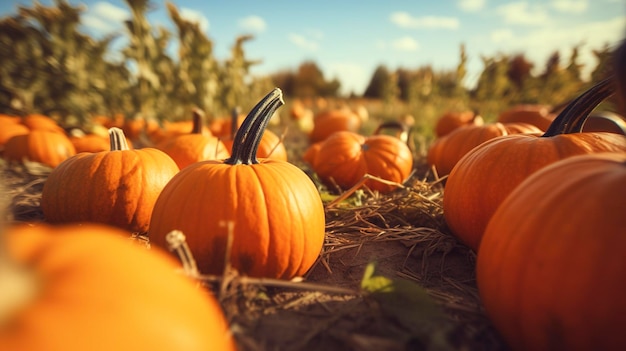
[1,1,626,350]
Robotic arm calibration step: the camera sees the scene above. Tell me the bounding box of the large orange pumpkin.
[149,88,325,279]
[0,222,236,351]
[311,123,414,193]
[427,122,541,176]
[3,130,76,168]
[156,109,230,169]
[443,77,626,251]
[477,152,626,351]
[41,128,179,233]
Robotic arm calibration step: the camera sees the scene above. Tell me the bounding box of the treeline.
[0,0,618,126]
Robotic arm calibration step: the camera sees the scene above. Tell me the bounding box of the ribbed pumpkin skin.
[41,147,179,233]
[3,130,76,167]
[427,122,541,176]
[0,223,236,351]
[443,131,626,251]
[312,131,414,193]
[157,133,230,170]
[149,159,325,279]
[477,153,626,351]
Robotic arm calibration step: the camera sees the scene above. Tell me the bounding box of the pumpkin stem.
[191,108,204,134]
[542,77,614,137]
[165,230,199,277]
[373,120,411,144]
[109,127,131,151]
[230,106,242,139]
[225,88,284,165]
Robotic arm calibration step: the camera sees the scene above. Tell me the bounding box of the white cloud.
[180,8,210,32]
[238,15,266,33]
[458,0,486,12]
[391,36,421,51]
[390,12,460,30]
[495,2,550,26]
[550,0,588,14]
[82,1,129,34]
[288,33,319,51]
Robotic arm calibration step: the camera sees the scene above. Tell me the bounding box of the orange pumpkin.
[0,222,236,351]
[3,130,76,168]
[427,122,541,176]
[41,128,179,233]
[477,152,626,351]
[149,88,325,279]
[309,108,361,143]
[157,109,230,169]
[434,110,483,137]
[21,114,66,134]
[496,104,556,131]
[0,121,29,154]
[443,77,626,251]
[311,123,414,193]
[68,131,110,153]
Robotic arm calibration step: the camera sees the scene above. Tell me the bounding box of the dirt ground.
[0,135,509,351]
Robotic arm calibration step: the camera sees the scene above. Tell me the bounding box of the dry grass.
[0,154,508,351]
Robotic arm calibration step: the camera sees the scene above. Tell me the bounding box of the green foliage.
[269,61,340,98]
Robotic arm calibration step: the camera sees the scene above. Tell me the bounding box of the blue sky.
[1,0,625,95]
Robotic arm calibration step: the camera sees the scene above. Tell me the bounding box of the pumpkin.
[477,152,626,351]
[309,108,361,143]
[434,110,484,137]
[157,109,230,169]
[221,106,288,161]
[149,88,325,279]
[68,130,110,153]
[20,114,66,134]
[41,128,179,233]
[0,222,236,351]
[209,108,246,138]
[0,121,29,154]
[310,121,414,193]
[427,122,541,176]
[496,104,556,131]
[443,77,626,251]
[3,130,76,168]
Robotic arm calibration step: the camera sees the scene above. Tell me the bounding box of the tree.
[363,65,391,99]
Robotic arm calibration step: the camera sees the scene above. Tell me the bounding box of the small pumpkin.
[0,222,236,351]
[3,130,76,168]
[41,128,179,233]
[496,104,556,131]
[309,108,361,143]
[20,114,66,134]
[0,121,29,154]
[443,77,626,251]
[310,121,414,193]
[68,129,111,153]
[149,88,325,279]
[477,152,626,351]
[427,122,541,176]
[156,109,230,169]
[434,110,484,137]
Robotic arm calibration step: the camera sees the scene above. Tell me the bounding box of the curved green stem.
[225,88,284,165]
[542,76,614,137]
[109,127,130,151]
